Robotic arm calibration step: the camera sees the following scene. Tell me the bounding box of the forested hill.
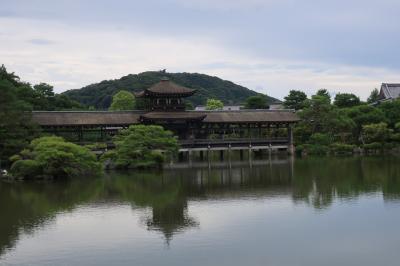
[63,71,279,109]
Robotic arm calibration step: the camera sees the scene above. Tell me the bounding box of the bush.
[362,122,392,144]
[10,160,42,179]
[84,142,107,150]
[297,144,329,155]
[10,136,102,179]
[102,125,179,169]
[330,143,355,154]
[309,133,332,146]
[363,142,382,151]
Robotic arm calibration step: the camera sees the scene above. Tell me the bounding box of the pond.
[1,156,400,266]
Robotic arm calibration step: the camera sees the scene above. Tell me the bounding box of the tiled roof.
[380,83,400,100]
[31,110,300,127]
[201,110,300,123]
[136,79,195,97]
[141,112,207,121]
[31,111,142,126]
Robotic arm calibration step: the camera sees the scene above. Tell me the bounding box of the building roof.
[136,79,195,98]
[31,110,300,127]
[380,83,400,100]
[141,112,207,121]
[31,111,142,126]
[194,105,244,111]
[201,110,300,123]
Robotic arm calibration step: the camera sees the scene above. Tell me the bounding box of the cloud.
[27,38,55,45]
[1,0,400,100]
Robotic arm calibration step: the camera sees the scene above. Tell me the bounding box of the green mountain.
[63,71,279,109]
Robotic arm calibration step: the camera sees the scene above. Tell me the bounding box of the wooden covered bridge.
[31,78,300,155]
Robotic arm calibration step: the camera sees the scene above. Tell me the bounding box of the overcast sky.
[1,0,399,99]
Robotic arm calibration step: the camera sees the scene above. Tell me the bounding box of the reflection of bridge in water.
[2,156,400,254]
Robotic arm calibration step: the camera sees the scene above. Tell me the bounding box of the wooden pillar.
[248,144,253,168]
[100,126,104,141]
[288,124,294,155]
[78,127,83,142]
[188,149,193,165]
[248,144,252,160]
[178,151,184,161]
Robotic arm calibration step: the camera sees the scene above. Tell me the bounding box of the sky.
[1,0,400,100]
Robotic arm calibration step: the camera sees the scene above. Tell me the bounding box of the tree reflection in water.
[1,156,400,255]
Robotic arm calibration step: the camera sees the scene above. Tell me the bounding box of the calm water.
[1,156,400,266]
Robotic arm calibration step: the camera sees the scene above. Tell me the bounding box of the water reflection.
[1,156,400,257]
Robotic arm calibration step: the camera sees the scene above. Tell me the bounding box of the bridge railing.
[179,138,289,149]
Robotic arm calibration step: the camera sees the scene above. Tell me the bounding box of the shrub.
[84,142,107,150]
[10,160,42,179]
[362,122,392,144]
[297,144,329,155]
[330,143,355,154]
[102,125,179,169]
[10,136,102,179]
[309,133,332,146]
[363,142,382,151]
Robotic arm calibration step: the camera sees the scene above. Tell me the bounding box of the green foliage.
[206,98,224,110]
[330,143,355,154]
[377,99,400,127]
[283,90,307,110]
[0,65,40,163]
[344,105,386,135]
[185,101,194,110]
[23,82,82,111]
[367,88,380,103]
[315,89,331,103]
[0,65,85,163]
[362,142,382,151]
[309,133,332,146]
[297,144,329,155]
[362,122,392,144]
[84,142,107,150]
[109,90,135,111]
[244,95,269,109]
[395,122,400,133]
[34,83,55,98]
[103,125,179,169]
[334,93,360,108]
[63,71,278,109]
[10,136,102,179]
[298,93,336,134]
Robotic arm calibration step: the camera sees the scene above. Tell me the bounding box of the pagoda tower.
[135,78,195,111]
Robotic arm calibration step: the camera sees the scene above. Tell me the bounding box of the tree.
[299,93,334,134]
[109,90,135,111]
[103,125,179,168]
[334,93,360,108]
[362,122,392,144]
[206,98,223,110]
[10,136,102,179]
[344,105,386,140]
[377,99,400,127]
[244,95,269,109]
[33,83,55,98]
[0,64,20,86]
[316,89,331,103]
[0,67,39,163]
[283,90,307,110]
[367,88,380,104]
